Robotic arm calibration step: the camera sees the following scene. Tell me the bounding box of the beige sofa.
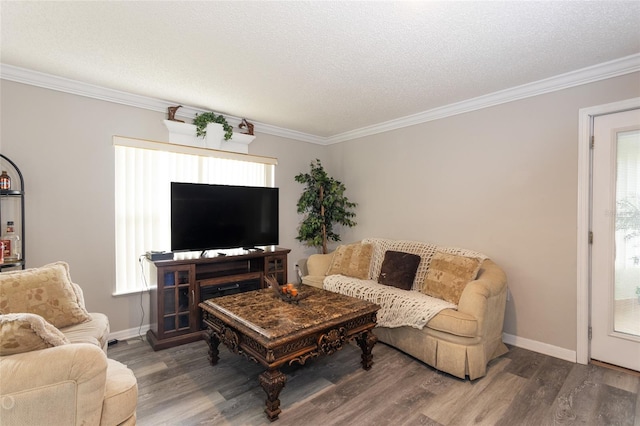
[301,238,508,380]
[0,262,138,425]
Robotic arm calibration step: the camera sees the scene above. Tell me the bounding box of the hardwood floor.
[108,336,640,425]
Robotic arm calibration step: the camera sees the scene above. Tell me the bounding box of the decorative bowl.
[265,276,309,304]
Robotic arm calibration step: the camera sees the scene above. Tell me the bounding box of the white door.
[591,108,640,371]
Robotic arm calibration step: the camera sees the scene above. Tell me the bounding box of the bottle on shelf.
[0,241,4,264]
[1,221,21,261]
[0,171,10,190]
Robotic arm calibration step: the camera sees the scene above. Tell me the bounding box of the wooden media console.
[146,247,290,350]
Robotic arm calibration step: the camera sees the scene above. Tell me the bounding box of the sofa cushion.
[421,251,482,304]
[378,251,421,290]
[0,261,91,328]
[326,242,373,279]
[301,275,325,289]
[0,313,70,356]
[426,309,478,337]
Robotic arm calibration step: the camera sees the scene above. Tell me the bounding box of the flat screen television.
[171,182,279,252]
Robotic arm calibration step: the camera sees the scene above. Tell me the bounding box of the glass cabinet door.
[160,267,194,335]
[265,255,287,286]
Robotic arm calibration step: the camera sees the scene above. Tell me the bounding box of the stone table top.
[200,285,379,341]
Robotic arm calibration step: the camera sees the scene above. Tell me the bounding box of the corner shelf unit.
[0,154,25,270]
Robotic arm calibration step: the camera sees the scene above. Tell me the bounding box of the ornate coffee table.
[199,285,380,421]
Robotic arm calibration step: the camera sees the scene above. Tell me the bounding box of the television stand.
[145,246,290,350]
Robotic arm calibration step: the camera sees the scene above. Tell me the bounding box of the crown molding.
[324,53,640,144]
[0,64,325,145]
[2,53,639,146]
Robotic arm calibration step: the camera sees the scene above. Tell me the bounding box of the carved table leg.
[259,369,287,421]
[204,329,220,366]
[355,330,378,370]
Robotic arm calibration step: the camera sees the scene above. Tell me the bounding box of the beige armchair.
[0,262,138,425]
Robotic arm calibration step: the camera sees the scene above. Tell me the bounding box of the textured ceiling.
[1,1,640,137]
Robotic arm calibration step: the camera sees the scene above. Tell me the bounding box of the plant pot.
[205,123,225,149]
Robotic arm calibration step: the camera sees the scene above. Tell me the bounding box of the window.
[114,137,276,295]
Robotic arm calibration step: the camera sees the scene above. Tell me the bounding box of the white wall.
[0,80,324,334]
[249,133,328,267]
[328,72,640,352]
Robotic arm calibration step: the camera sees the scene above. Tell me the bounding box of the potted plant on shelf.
[295,159,357,254]
[193,112,233,140]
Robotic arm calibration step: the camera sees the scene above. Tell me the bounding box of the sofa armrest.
[300,252,335,289]
[297,258,309,277]
[0,343,108,425]
[306,252,335,276]
[456,259,507,337]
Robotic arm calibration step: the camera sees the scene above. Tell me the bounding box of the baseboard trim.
[503,333,577,363]
[109,328,577,363]
[109,324,151,342]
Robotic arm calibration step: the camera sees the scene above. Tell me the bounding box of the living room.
[1,1,639,424]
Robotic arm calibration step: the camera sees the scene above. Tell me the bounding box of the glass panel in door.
[614,129,640,338]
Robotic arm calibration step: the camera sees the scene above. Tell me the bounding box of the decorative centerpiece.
[265,276,308,304]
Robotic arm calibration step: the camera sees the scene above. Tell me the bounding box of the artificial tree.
[295,159,357,254]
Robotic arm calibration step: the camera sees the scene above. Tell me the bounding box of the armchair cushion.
[0,313,69,356]
[0,261,91,328]
[101,359,139,426]
[63,312,110,351]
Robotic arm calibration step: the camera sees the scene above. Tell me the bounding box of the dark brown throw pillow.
[378,251,421,290]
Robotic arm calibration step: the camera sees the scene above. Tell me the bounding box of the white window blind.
[114,137,276,295]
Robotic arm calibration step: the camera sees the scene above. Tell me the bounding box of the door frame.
[577,97,640,364]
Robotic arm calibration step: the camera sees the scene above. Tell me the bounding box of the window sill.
[112,287,154,297]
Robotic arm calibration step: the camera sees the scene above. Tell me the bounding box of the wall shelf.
[163,120,256,154]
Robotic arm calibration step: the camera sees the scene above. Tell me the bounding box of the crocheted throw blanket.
[323,275,456,329]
